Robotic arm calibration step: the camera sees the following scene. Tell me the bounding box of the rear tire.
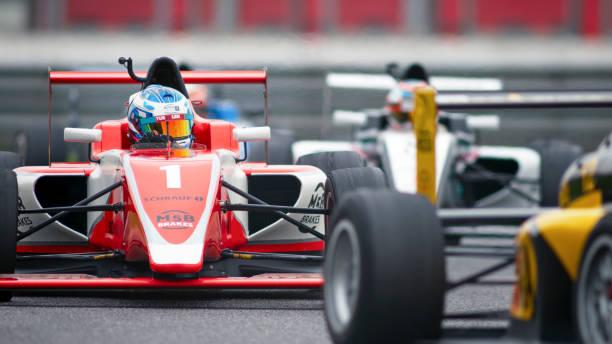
[0,169,19,302]
[324,190,446,343]
[13,126,65,165]
[529,140,582,206]
[0,152,22,171]
[324,167,387,231]
[296,151,365,176]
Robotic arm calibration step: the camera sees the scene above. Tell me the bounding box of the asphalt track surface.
[0,256,514,344]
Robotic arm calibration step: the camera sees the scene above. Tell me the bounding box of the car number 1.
[160,165,182,189]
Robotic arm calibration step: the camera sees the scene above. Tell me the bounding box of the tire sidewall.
[575,228,612,344]
[325,194,377,344]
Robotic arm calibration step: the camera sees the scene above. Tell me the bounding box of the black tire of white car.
[529,140,582,206]
[324,166,387,231]
[575,228,612,344]
[296,151,365,176]
[324,190,446,344]
[0,168,18,302]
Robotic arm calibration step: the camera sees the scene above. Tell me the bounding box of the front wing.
[0,273,323,290]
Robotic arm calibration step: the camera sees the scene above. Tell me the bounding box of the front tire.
[0,168,18,302]
[575,229,612,344]
[324,190,446,343]
[530,140,582,206]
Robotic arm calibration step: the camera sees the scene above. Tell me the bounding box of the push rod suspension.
[221,249,323,262]
[17,180,123,241]
[221,180,325,241]
[222,203,330,215]
[19,203,123,214]
[439,208,549,227]
[446,258,515,291]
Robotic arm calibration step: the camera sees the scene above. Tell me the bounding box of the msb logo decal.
[156,210,195,230]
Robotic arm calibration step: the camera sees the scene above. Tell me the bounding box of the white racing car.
[292,65,582,208]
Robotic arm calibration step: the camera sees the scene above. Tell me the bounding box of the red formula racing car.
[0,57,387,300]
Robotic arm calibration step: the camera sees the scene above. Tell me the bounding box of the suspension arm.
[222,203,330,215]
[221,180,325,241]
[17,180,123,241]
[19,203,123,214]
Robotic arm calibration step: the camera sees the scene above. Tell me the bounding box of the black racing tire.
[575,228,612,344]
[248,129,296,165]
[324,190,446,343]
[13,126,66,166]
[0,152,22,170]
[529,139,582,207]
[0,169,18,302]
[324,167,387,231]
[296,151,365,176]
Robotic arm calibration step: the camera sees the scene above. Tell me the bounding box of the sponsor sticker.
[144,195,204,202]
[307,183,325,209]
[300,183,324,225]
[17,197,33,231]
[155,113,185,122]
[156,210,195,230]
[163,105,182,113]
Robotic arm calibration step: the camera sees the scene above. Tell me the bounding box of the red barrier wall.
[238,0,292,30]
[475,0,570,33]
[57,0,604,37]
[337,0,402,32]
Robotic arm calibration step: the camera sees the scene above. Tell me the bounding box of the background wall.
[19,0,612,37]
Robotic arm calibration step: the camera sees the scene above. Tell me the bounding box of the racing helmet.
[386,82,421,123]
[127,85,195,148]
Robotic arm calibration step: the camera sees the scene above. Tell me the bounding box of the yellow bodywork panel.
[567,190,602,209]
[512,221,538,321]
[512,209,604,321]
[559,153,600,208]
[536,208,604,280]
[412,86,437,204]
[580,157,598,195]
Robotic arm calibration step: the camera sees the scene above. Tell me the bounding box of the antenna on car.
[118,57,147,83]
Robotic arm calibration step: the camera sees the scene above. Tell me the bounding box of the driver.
[385,81,425,125]
[385,63,430,125]
[127,84,195,148]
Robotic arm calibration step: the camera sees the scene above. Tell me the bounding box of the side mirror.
[64,128,102,143]
[332,110,367,127]
[233,126,271,142]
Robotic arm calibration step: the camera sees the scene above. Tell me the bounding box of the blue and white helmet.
[127,85,195,148]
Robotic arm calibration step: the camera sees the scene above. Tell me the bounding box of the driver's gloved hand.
[140,133,170,143]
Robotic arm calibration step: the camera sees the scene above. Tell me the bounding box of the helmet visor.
[139,114,193,140]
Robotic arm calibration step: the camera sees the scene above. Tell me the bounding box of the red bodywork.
[0,274,322,289]
[4,70,323,290]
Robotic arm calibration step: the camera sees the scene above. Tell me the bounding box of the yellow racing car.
[512,134,612,343]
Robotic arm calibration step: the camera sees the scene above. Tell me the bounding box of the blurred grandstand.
[16,0,611,37]
[0,0,612,161]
